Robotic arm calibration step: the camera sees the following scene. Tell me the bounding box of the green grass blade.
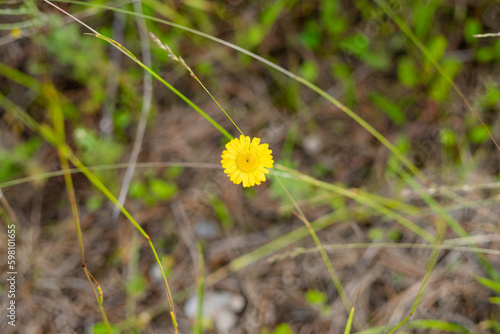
[344,307,355,334]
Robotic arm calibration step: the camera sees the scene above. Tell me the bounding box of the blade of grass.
[344,307,355,334]
[269,242,500,262]
[386,218,445,334]
[194,242,205,334]
[149,32,245,137]
[45,81,112,333]
[402,172,500,280]
[275,164,435,243]
[272,170,359,329]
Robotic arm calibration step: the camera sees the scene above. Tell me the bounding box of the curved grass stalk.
[276,164,435,243]
[268,241,500,262]
[0,93,178,334]
[149,32,245,137]
[46,81,113,333]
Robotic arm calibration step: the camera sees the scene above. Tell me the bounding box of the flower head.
[221,135,274,187]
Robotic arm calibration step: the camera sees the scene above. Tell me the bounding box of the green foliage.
[467,124,491,144]
[397,56,420,88]
[45,20,108,114]
[73,128,125,165]
[464,18,482,44]
[126,273,148,296]
[129,170,180,206]
[474,275,500,295]
[0,137,43,182]
[440,128,457,147]
[423,35,448,74]
[236,0,293,49]
[305,289,327,305]
[90,323,120,334]
[320,0,347,35]
[385,135,410,180]
[407,319,471,333]
[369,92,406,125]
[150,179,178,200]
[85,194,104,212]
[429,59,462,102]
[300,20,322,51]
[412,0,440,39]
[368,227,384,241]
[305,289,332,317]
[299,60,319,82]
[272,323,294,334]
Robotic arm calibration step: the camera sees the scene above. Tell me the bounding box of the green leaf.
[300,21,322,50]
[150,179,178,200]
[126,274,148,295]
[440,128,456,147]
[85,195,103,213]
[475,275,500,295]
[300,60,319,82]
[424,35,447,73]
[464,18,482,44]
[368,227,384,241]
[369,92,406,125]
[429,59,462,102]
[340,34,369,57]
[397,57,420,87]
[129,181,148,199]
[413,1,439,39]
[385,134,410,179]
[476,47,494,63]
[407,319,471,333]
[165,166,184,180]
[305,289,327,305]
[489,296,500,304]
[273,323,294,334]
[320,0,346,35]
[90,323,120,334]
[467,124,491,144]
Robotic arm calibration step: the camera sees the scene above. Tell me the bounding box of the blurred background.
[1,0,500,333]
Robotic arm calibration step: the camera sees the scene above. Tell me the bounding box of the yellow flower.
[221,135,274,187]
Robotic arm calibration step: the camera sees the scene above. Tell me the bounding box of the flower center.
[236,151,258,173]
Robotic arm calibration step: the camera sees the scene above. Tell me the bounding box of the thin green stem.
[272,170,355,326]
[276,164,435,243]
[149,32,244,137]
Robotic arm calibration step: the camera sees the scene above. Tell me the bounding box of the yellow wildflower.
[221,135,274,187]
